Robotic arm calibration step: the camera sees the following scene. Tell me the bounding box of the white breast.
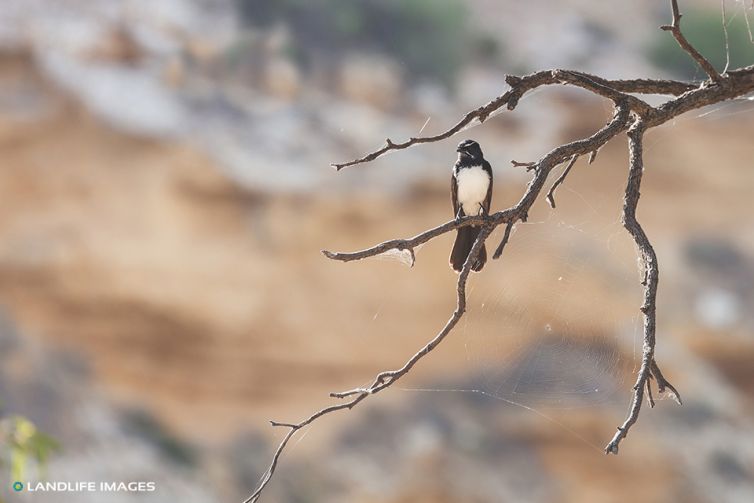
[456,165,490,215]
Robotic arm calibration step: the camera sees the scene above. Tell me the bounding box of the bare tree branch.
[546,154,580,209]
[650,359,683,403]
[326,103,632,271]
[511,159,537,170]
[247,1,754,500]
[571,74,696,96]
[322,214,504,263]
[331,70,656,170]
[245,226,493,503]
[332,61,754,171]
[646,375,656,409]
[603,120,681,454]
[661,0,723,81]
[330,225,494,400]
[492,221,514,260]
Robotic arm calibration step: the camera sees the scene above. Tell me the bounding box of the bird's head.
[456,139,483,162]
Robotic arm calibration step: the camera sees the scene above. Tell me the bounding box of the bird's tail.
[450,226,486,273]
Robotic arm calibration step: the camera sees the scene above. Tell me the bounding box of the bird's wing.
[451,171,459,216]
[482,160,493,214]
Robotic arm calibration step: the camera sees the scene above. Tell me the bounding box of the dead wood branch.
[661,0,723,82]
[247,2,754,500]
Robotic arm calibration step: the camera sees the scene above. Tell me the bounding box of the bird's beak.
[456,147,464,153]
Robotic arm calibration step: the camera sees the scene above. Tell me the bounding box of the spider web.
[348,4,754,450]
[359,112,752,453]
[355,179,646,453]
[384,99,753,450]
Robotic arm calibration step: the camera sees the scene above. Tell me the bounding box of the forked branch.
[604,121,683,454]
[244,226,493,503]
[546,154,579,208]
[247,1,754,500]
[661,0,723,82]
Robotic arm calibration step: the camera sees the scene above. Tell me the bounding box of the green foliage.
[647,8,754,79]
[236,0,499,88]
[1,416,59,482]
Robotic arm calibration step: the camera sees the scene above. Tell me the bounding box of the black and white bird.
[450,139,493,273]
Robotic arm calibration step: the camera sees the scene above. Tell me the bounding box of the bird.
[450,139,493,273]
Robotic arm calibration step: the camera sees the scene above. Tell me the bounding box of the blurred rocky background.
[0,0,753,501]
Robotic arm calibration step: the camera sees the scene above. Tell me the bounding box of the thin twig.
[245,226,493,503]
[244,394,368,503]
[332,226,493,399]
[650,360,683,404]
[322,214,507,263]
[492,221,514,260]
[661,0,724,82]
[546,155,580,208]
[646,375,656,409]
[332,69,655,170]
[511,160,537,171]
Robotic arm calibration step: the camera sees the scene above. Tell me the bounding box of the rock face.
[0,1,753,502]
[262,56,301,100]
[339,54,403,110]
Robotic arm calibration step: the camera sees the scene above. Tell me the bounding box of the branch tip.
[646,378,656,408]
[270,421,297,429]
[511,160,537,172]
[492,221,514,260]
[546,155,579,209]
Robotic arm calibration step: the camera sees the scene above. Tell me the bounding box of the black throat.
[456,152,481,169]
